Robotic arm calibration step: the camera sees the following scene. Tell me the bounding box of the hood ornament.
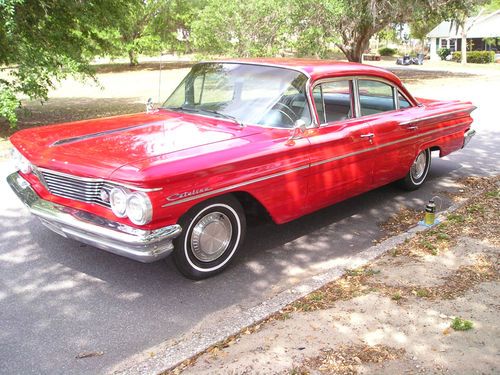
[146,98,154,113]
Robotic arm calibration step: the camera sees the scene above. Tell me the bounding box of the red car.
[7,59,476,279]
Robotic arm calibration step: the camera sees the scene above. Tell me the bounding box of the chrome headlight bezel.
[11,147,32,174]
[109,187,129,218]
[126,191,153,225]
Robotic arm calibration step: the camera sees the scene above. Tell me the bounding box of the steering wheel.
[273,102,297,126]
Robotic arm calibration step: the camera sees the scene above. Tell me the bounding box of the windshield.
[162,63,311,128]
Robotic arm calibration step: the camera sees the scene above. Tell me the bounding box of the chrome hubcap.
[191,212,232,262]
[411,152,427,180]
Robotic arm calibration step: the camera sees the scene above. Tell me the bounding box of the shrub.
[451,317,474,331]
[451,51,495,64]
[437,48,451,60]
[378,47,397,56]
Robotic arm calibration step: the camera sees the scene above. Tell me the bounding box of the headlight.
[126,192,153,225]
[109,187,129,218]
[11,147,32,174]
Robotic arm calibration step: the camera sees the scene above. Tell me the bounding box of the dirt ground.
[171,176,499,375]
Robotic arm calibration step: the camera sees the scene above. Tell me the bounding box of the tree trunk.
[461,33,467,64]
[338,36,371,63]
[128,49,139,66]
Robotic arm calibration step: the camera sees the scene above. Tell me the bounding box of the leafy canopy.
[0,0,130,127]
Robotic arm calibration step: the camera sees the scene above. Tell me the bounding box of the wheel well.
[230,191,272,224]
[429,146,441,157]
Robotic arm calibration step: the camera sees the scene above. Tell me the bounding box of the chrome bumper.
[7,172,182,263]
[463,129,476,148]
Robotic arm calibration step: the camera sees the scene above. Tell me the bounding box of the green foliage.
[451,317,474,331]
[0,0,129,127]
[391,292,402,301]
[452,51,495,63]
[438,48,451,60]
[0,83,19,127]
[109,0,205,65]
[378,47,397,56]
[192,0,293,57]
[484,0,500,11]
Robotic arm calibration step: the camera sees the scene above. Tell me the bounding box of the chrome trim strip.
[310,121,470,168]
[7,172,181,263]
[37,167,162,192]
[399,107,476,126]
[172,61,318,128]
[51,122,162,147]
[162,164,310,207]
[162,121,471,207]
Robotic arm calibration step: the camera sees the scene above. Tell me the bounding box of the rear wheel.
[172,195,246,280]
[399,148,431,191]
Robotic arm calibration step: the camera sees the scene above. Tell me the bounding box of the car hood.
[10,110,262,179]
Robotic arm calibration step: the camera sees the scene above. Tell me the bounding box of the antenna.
[158,52,163,105]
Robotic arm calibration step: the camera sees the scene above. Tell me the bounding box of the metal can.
[424,199,436,225]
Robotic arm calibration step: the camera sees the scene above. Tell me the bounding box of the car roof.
[206,58,403,86]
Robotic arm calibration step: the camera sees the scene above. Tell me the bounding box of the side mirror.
[289,119,307,140]
[146,98,154,113]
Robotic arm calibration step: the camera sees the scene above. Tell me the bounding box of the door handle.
[360,133,374,139]
[399,122,418,130]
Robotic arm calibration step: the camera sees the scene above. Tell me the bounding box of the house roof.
[427,10,500,38]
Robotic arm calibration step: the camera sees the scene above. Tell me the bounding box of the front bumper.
[7,172,182,263]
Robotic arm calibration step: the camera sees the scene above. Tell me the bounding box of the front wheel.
[172,195,246,280]
[399,149,431,191]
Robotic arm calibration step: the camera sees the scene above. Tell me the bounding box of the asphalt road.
[0,73,498,375]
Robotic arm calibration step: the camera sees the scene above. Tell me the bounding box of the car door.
[306,78,376,211]
[356,79,417,187]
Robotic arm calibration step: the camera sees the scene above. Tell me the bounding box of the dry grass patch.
[379,207,422,239]
[292,344,406,375]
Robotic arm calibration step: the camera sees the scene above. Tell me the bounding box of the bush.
[378,47,397,56]
[451,51,495,64]
[437,48,451,60]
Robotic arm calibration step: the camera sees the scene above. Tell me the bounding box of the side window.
[313,80,353,124]
[358,80,396,116]
[398,92,411,109]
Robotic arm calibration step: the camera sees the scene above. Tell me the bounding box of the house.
[427,10,500,60]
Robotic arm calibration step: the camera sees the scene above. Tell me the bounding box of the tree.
[111,0,204,65]
[191,0,293,57]
[435,0,488,64]
[0,0,129,127]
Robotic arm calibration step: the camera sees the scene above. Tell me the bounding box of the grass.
[450,317,474,331]
[447,213,465,223]
[391,292,402,301]
[416,289,430,298]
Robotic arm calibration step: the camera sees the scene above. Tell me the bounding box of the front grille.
[38,169,112,208]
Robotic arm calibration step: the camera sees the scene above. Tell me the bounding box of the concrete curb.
[114,201,466,375]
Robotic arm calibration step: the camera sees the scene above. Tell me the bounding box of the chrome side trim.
[7,172,181,263]
[51,122,162,147]
[399,107,476,126]
[36,167,162,192]
[162,121,471,207]
[162,164,310,207]
[311,121,469,167]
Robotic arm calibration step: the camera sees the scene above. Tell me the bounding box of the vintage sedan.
[7,59,476,279]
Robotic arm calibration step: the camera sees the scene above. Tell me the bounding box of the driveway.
[0,70,498,375]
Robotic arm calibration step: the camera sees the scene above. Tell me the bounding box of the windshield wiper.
[197,109,243,127]
[164,106,243,126]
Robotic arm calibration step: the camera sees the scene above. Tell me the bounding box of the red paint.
[10,60,475,229]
